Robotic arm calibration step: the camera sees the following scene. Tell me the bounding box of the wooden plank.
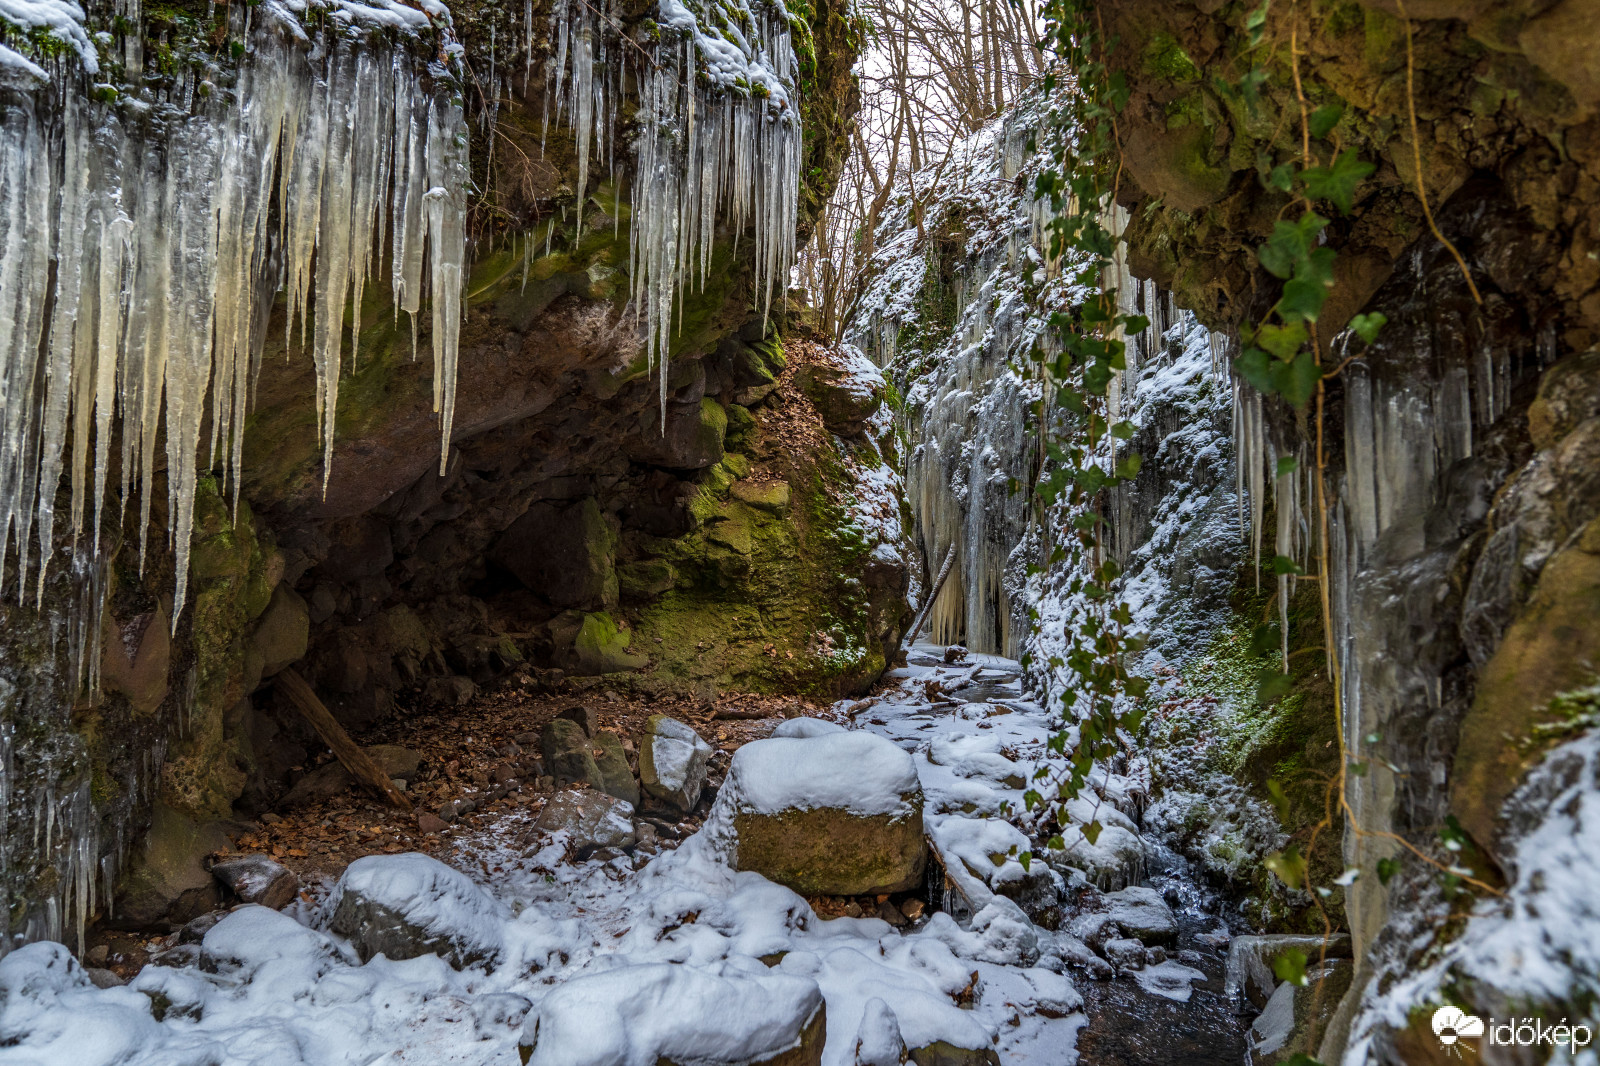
[276,668,413,811]
[903,544,959,649]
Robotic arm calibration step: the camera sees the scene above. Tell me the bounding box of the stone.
[592,730,640,807]
[490,497,618,610]
[794,362,881,437]
[1103,937,1147,970]
[1245,960,1354,1066]
[719,731,926,897]
[1527,347,1600,450]
[177,913,222,943]
[85,968,126,989]
[424,676,477,707]
[628,396,728,470]
[251,583,310,679]
[542,717,603,788]
[555,703,599,736]
[906,1042,1001,1066]
[571,612,649,675]
[1225,934,1354,1010]
[328,853,508,969]
[1102,885,1178,944]
[639,715,714,811]
[730,478,791,515]
[210,855,299,910]
[519,963,824,1066]
[617,559,678,601]
[100,606,171,715]
[417,813,449,834]
[533,789,637,856]
[115,804,231,927]
[281,745,423,808]
[1519,0,1600,108]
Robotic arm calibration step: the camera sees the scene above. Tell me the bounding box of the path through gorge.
[1,0,1599,1063]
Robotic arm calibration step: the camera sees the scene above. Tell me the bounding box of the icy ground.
[0,647,1234,1066]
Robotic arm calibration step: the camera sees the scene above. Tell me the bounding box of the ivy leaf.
[1024,789,1042,810]
[1019,850,1032,872]
[1046,834,1064,851]
[1273,946,1310,986]
[1347,760,1369,777]
[1300,149,1374,214]
[1235,346,1276,395]
[1348,311,1387,344]
[1267,162,1294,193]
[1270,554,1303,575]
[1266,778,1291,819]
[1250,623,1281,657]
[1115,453,1143,480]
[1265,845,1308,891]
[1376,856,1401,884]
[1122,314,1150,335]
[1258,669,1293,702]
[1111,419,1136,440]
[1308,102,1344,139]
[1245,0,1270,47]
[1271,350,1323,407]
[1276,455,1298,478]
[1083,820,1104,846]
[1256,321,1307,361]
[1278,277,1329,324]
[1259,213,1327,279]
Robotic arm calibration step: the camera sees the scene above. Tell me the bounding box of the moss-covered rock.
[572,612,649,675]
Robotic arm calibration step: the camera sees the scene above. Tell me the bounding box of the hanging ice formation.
[0,0,470,635]
[539,0,802,420]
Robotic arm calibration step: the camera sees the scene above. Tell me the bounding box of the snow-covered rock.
[327,854,508,969]
[518,963,824,1066]
[535,789,638,856]
[1103,938,1147,970]
[770,717,846,739]
[714,731,925,896]
[640,715,714,811]
[853,997,908,1066]
[1102,886,1178,945]
[210,854,299,910]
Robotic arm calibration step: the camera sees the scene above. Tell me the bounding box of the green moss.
[1142,31,1201,84]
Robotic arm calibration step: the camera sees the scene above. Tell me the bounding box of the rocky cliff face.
[0,0,895,948]
[1087,0,1600,1060]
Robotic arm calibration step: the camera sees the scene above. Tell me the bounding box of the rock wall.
[0,0,892,947]
[1092,0,1600,1059]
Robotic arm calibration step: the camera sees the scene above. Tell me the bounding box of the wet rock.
[1102,885,1177,944]
[328,853,508,969]
[115,804,230,927]
[100,606,171,715]
[639,714,713,811]
[592,730,639,807]
[1225,934,1353,1010]
[1103,938,1147,970]
[251,584,310,679]
[1245,959,1354,1066]
[533,789,637,856]
[719,731,926,896]
[281,745,422,807]
[211,855,299,910]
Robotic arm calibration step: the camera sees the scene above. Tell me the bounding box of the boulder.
[424,676,476,707]
[907,1043,1001,1066]
[1246,960,1354,1066]
[571,612,649,675]
[327,853,508,969]
[490,497,618,610]
[639,715,714,811]
[854,998,908,1066]
[534,789,637,856]
[717,731,926,896]
[519,963,825,1066]
[1103,937,1147,970]
[1102,885,1177,945]
[281,745,422,808]
[1225,934,1354,1010]
[555,704,599,737]
[628,396,728,470]
[115,804,231,927]
[211,855,299,910]
[770,718,845,739]
[251,584,309,679]
[201,905,341,974]
[542,718,603,787]
[794,355,882,437]
[730,479,791,515]
[592,730,640,807]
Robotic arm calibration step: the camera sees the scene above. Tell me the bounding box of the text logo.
[1433,1007,1484,1049]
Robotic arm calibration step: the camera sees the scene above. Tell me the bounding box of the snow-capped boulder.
[639,714,714,811]
[715,730,925,896]
[1102,885,1177,944]
[770,717,845,739]
[210,854,299,910]
[1103,938,1147,970]
[853,998,907,1066]
[519,963,825,1066]
[327,854,508,969]
[535,789,638,856]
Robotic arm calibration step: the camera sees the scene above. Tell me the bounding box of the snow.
[1134,960,1208,1003]
[721,731,920,817]
[328,853,510,961]
[0,0,95,71]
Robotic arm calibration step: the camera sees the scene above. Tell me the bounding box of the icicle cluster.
[539,0,801,419]
[0,0,469,628]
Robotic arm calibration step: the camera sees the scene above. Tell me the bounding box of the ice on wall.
[0,0,469,631]
[541,0,801,421]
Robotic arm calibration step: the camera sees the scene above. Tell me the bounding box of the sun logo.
[1433,1006,1485,1056]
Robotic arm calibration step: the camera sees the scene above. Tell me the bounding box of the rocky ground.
[9,644,1346,1066]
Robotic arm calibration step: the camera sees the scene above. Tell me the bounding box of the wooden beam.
[276,668,413,811]
[903,545,959,649]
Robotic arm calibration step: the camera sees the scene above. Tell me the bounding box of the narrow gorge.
[0,0,1595,1062]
